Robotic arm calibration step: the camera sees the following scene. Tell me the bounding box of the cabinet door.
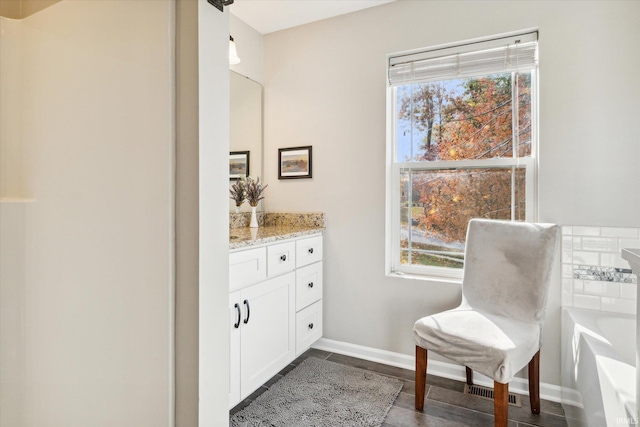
[229,291,242,408]
[240,272,295,400]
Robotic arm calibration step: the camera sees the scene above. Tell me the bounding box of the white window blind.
[388,31,538,86]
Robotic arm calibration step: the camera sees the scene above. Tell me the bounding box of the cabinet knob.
[308,247,314,254]
[308,323,314,330]
[280,254,287,262]
[308,282,313,288]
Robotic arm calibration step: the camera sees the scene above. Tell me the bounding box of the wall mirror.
[229,71,263,212]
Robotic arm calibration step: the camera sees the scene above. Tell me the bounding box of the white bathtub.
[561,307,637,426]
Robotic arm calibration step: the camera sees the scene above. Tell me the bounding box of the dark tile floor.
[230,348,568,427]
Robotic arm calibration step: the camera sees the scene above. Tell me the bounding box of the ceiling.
[0,0,62,19]
[229,0,396,35]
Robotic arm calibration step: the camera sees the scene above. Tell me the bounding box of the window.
[386,31,538,280]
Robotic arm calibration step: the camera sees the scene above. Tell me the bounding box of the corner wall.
[175,0,199,424]
[263,0,640,389]
[196,1,231,425]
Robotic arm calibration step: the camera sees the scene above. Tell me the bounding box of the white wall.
[263,0,640,389]
[0,1,175,425]
[196,1,231,426]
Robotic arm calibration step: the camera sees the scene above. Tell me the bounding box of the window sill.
[387,270,462,285]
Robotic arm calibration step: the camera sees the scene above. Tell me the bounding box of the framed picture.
[229,151,250,180]
[278,146,312,179]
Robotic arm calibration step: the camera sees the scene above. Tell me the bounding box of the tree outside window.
[392,71,534,273]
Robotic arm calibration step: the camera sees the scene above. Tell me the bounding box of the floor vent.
[463,384,522,407]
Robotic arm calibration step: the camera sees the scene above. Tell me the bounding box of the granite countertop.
[229,212,326,250]
[229,225,325,250]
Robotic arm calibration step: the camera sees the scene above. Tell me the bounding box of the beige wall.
[0,201,28,426]
[0,1,175,425]
[0,17,25,198]
[175,0,199,424]
[263,0,640,389]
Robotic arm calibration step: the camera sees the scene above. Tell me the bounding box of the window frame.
[385,36,539,282]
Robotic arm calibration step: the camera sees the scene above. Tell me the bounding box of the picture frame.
[229,151,250,180]
[278,146,312,179]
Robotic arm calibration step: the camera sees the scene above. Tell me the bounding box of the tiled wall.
[562,226,639,314]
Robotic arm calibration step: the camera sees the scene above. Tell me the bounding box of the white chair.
[413,218,560,427]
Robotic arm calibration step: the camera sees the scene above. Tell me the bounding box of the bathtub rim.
[561,306,637,426]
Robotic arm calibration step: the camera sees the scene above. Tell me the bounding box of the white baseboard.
[311,337,563,403]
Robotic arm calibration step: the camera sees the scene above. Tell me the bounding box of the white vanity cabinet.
[229,233,323,409]
[229,272,295,406]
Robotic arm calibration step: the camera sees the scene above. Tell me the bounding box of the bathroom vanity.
[228,213,325,408]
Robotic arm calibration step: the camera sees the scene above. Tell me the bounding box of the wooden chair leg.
[494,381,508,427]
[415,346,427,411]
[528,350,541,414]
[465,367,473,385]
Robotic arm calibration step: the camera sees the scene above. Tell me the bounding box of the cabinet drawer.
[296,262,322,311]
[267,241,296,277]
[296,300,322,355]
[229,247,267,291]
[296,235,323,268]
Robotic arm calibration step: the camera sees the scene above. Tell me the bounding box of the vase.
[235,205,241,214]
[250,206,259,228]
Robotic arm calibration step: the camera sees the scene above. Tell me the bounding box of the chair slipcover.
[413,219,560,384]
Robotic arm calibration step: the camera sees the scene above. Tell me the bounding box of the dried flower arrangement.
[229,176,247,207]
[246,176,268,207]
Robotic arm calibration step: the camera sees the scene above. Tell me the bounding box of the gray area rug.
[230,357,403,427]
